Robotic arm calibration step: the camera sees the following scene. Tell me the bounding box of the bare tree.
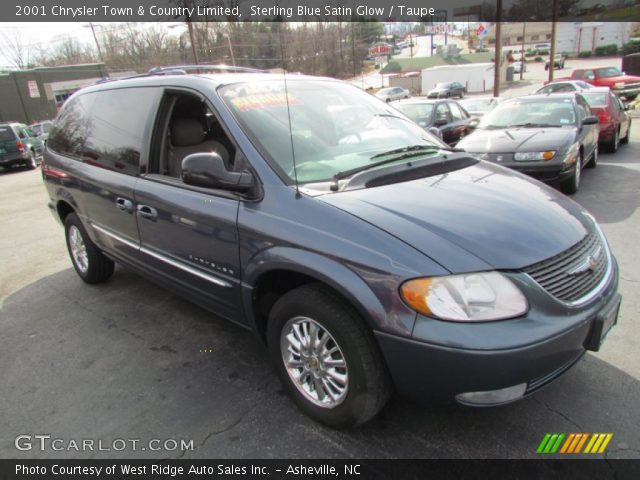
[1,30,30,69]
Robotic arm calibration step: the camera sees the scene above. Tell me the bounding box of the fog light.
[455,383,527,406]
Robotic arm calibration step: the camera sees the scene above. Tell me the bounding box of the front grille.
[523,231,608,303]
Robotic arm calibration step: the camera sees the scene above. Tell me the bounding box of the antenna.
[278,23,301,198]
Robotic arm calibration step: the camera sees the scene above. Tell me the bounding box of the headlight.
[513,151,555,161]
[400,272,528,322]
[614,82,625,89]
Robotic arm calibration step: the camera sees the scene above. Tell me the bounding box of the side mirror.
[582,116,599,126]
[181,152,254,192]
[427,126,442,138]
[468,118,479,129]
[434,117,448,127]
[624,103,631,111]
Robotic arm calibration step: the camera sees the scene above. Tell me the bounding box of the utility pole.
[409,31,414,58]
[186,19,199,65]
[351,22,357,78]
[88,23,104,63]
[493,0,502,97]
[520,22,526,80]
[225,31,236,66]
[548,1,558,84]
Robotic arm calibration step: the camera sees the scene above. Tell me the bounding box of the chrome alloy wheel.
[68,225,89,273]
[280,316,349,408]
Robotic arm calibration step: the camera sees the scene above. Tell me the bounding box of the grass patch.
[382,52,493,73]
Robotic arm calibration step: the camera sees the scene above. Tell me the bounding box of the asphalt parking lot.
[1,121,639,460]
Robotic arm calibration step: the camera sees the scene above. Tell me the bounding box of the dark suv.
[0,122,44,170]
[42,67,620,427]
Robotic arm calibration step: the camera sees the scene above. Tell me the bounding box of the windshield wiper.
[370,144,440,159]
[510,122,562,128]
[333,150,439,184]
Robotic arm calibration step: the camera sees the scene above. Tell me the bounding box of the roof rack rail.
[147,64,266,75]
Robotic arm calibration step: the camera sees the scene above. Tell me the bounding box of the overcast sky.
[0,22,186,68]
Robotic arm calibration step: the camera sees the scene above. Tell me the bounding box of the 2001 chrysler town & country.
[42,68,620,427]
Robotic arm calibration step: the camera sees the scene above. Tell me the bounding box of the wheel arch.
[242,247,392,344]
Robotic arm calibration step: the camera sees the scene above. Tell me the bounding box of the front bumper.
[612,86,640,99]
[375,261,620,405]
[502,161,574,185]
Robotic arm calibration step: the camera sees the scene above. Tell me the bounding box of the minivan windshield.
[219,80,446,187]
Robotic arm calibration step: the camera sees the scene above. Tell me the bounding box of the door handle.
[137,205,158,221]
[115,197,133,213]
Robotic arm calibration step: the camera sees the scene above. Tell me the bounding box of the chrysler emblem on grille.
[567,246,603,276]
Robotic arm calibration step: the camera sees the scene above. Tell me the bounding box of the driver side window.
[152,92,240,179]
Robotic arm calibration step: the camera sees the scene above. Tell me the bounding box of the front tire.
[561,154,582,195]
[64,213,114,284]
[267,284,391,428]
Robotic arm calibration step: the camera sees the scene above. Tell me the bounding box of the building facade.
[0,64,108,125]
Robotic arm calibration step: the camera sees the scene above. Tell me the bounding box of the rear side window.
[0,127,16,141]
[49,88,158,175]
[48,94,96,159]
[83,88,158,175]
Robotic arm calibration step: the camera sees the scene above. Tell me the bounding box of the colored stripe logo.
[537,433,613,454]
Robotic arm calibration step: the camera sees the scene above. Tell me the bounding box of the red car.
[580,88,632,153]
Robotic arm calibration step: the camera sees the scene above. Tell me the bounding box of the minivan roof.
[73,72,340,97]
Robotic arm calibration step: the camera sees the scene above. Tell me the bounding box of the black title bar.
[6,0,640,22]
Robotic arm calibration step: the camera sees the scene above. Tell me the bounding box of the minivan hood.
[320,161,590,273]
[457,128,575,153]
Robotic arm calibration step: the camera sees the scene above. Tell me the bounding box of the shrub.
[595,44,618,56]
[578,51,592,57]
[382,61,402,73]
[525,50,536,57]
[534,56,543,62]
[536,49,549,55]
[622,40,640,56]
[475,48,488,52]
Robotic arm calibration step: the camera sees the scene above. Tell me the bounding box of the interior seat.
[168,118,230,178]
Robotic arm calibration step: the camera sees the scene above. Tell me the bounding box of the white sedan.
[375,87,411,103]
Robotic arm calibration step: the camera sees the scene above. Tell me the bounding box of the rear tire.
[267,284,392,428]
[64,213,114,284]
[586,144,598,169]
[621,122,630,144]
[27,151,37,170]
[607,128,620,153]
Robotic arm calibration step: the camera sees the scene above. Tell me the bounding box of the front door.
[134,89,244,323]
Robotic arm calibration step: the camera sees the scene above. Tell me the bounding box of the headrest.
[170,118,205,147]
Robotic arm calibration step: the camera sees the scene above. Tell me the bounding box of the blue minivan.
[42,68,620,427]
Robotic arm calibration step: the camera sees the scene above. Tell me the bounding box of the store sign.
[27,80,40,98]
[369,43,391,56]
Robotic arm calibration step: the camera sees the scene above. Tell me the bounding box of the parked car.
[534,43,552,50]
[458,96,502,118]
[393,98,473,145]
[427,81,466,99]
[29,120,54,143]
[457,93,599,194]
[580,88,632,152]
[375,86,410,102]
[42,69,619,427]
[545,54,566,70]
[0,122,44,170]
[553,67,640,100]
[535,80,594,94]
